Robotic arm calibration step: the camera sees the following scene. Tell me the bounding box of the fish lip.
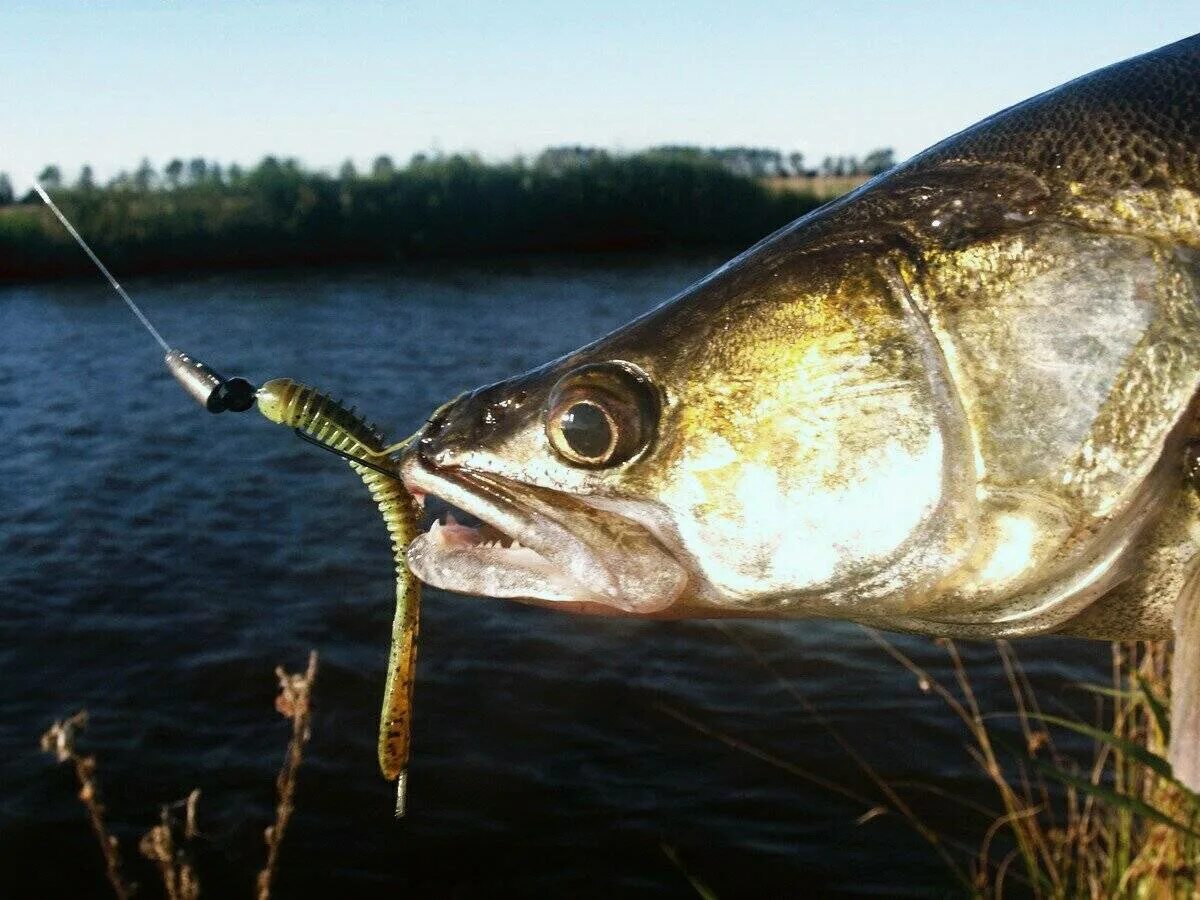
[400,453,684,612]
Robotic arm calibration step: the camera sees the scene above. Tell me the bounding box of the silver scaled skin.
[401,34,1200,647]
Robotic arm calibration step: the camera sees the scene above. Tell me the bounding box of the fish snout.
[415,379,539,469]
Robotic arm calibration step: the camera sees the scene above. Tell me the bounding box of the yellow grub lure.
[255,378,420,816]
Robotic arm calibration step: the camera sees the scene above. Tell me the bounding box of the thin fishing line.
[33,183,172,353]
[292,428,405,480]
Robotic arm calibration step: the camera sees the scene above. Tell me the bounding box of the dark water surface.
[0,259,1110,898]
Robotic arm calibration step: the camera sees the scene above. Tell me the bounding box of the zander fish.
[399,36,1200,784]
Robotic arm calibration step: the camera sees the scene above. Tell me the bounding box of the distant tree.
[754,149,783,177]
[371,155,396,179]
[409,152,429,168]
[535,145,608,174]
[37,165,62,190]
[861,147,896,176]
[338,159,358,182]
[187,158,208,184]
[645,145,706,163]
[0,173,12,204]
[77,165,96,190]
[227,163,244,184]
[133,158,156,190]
[257,156,282,176]
[164,158,185,187]
[208,162,223,184]
[819,156,835,177]
[788,151,805,177]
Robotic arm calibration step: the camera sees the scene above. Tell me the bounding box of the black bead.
[211,377,258,413]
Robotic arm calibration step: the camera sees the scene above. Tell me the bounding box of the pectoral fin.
[1170,554,1200,791]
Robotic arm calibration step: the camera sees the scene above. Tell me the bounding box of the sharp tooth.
[445,512,459,527]
[510,539,522,550]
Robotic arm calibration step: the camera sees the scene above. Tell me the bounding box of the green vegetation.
[0,146,895,282]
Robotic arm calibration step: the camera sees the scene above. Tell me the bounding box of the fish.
[398,35,1200,782]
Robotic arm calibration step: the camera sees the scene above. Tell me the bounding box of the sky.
[5,1,1199,190]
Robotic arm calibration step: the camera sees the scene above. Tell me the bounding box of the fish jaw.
[401,453,689,615]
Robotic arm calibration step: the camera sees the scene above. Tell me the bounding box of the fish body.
[401,34,1200,645]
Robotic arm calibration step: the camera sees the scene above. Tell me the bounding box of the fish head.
[403,247,970,618]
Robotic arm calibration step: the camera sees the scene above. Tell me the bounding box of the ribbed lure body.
[256,378,419,799]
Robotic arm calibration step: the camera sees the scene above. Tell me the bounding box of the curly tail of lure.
[256,378,421,817]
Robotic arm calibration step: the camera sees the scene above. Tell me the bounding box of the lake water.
[0,258,1111,897]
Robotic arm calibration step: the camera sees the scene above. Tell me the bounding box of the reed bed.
[672,626,1200,898]
[865,636,1198,897]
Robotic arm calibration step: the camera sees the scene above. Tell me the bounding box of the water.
[0,259,1110,897]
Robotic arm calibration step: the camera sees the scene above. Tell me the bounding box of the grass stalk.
[256,650,319,900]
[39,710,134,900]
[139,789,202,900]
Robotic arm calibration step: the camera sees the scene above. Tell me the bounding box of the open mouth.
[401,454,687,614]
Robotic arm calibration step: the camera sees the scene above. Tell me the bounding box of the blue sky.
[6,2,1198,189]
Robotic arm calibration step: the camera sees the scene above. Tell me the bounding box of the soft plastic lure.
[255,378,420,815]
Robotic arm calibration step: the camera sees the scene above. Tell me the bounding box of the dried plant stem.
[714,622,968,885]
[139,789,202,900]
[256,650,319,900]
[654,701,880,808]
[39,710,134,900]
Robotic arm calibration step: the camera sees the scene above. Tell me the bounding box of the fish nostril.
[422,391,469,439]
[416,391,476,465]
[417,434,438,459]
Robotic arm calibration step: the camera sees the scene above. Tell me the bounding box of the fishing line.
[293,428,406,480]
[33,184,404,477]
[32,183,172,353]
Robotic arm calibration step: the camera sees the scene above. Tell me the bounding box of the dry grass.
[675,626,1200,898]
[139,789,201,900]
[40,710,135,900]
[867,635,1200,897]
[256,650,319,900]
[760,175,870,200]
[40,650,319,899]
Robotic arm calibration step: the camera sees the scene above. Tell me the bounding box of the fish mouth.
[401,455,688,615]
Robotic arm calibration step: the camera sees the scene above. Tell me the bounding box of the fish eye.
[546,363,658,468]
[558,401,614,460]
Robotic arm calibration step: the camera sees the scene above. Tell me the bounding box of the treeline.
[550,145,895,179]
[0,145,890,281]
